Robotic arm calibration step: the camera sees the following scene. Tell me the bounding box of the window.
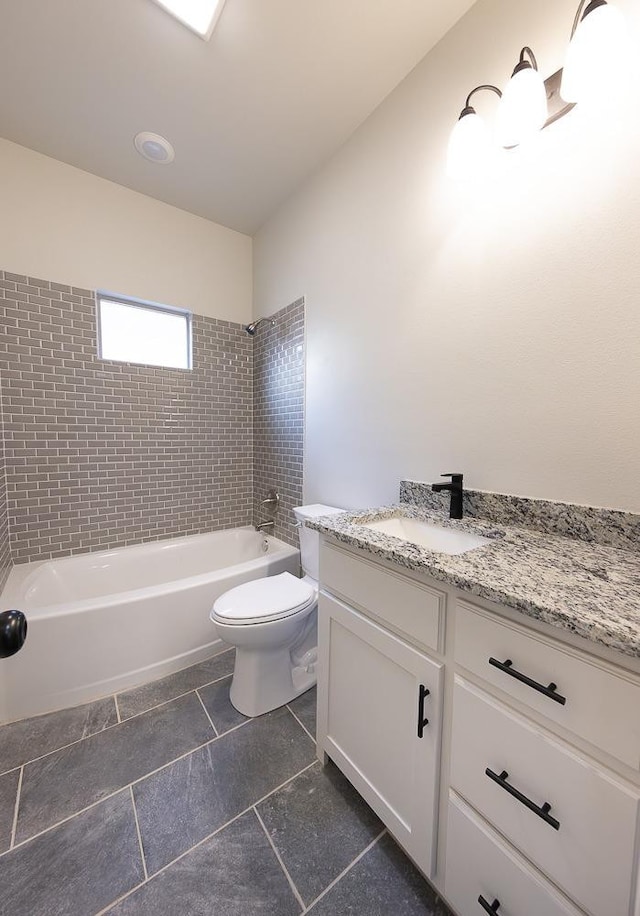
[97,295,192,370]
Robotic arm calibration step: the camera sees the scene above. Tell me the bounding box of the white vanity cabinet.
[316,538,640,916]
[317,550,444,877]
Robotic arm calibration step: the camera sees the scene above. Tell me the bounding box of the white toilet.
[210,504,343,717]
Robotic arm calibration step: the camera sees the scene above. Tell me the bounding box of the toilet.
[210,504,343,717]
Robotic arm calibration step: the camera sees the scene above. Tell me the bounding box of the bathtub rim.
[1,527,299,621]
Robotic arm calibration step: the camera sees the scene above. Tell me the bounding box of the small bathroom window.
[97,294,192,370]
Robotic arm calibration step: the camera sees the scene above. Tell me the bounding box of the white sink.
[361,517,494,555]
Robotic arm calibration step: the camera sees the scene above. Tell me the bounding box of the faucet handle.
[441,472,463,481]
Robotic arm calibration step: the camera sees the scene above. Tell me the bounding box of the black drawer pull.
[489,657,566,705]
[478,897,501,914]
[485,768,560,830]
[417,684,430,738]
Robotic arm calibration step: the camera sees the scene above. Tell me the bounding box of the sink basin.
[361,517,494,555]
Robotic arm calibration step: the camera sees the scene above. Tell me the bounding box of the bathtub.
[0,527,299,724]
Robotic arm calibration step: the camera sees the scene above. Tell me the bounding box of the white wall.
[0,139,252,322]
[254,0,640,514]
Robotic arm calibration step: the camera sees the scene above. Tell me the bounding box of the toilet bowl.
[210,504,342,718]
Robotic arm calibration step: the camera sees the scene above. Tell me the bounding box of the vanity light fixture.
[561,0,628,103]
[151,0,227,41]
[496,47,548,149]
[447,0,626,178]
[447,85,502,180]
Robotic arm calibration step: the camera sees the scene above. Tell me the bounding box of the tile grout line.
[113,666,235,724]
[113,694,121,724]
[129,786,148,881]
[253,806,307,911]
[286,704,316,744]
[0,717,253,860]
[195,689,218,737]
[0,717,315,862]
[9,766,24,849]
[0,669,236,779]
[94,759,319,916]
[300,828,388,914]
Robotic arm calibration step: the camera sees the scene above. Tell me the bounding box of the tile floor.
[0,647,453,915]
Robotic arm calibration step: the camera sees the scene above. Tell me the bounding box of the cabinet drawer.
[455,600,640,771]
[320,542,444,652]
[451,679,639,916]
[445,794,582,916]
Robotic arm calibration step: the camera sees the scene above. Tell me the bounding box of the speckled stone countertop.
[306,504,640,661]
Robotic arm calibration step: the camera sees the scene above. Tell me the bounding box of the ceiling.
[0,0,476,235]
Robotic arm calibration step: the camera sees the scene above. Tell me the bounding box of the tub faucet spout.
[255,520,275,534]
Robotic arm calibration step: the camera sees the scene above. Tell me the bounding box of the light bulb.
[496,63,548,148]
[446,109,493,180]
[561,1,628,103]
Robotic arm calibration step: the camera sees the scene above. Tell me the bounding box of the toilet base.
[229,644,316,717]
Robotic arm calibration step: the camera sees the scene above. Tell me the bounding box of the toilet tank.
[292,504,343,581]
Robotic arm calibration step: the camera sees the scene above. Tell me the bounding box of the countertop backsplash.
[400,480,640,553]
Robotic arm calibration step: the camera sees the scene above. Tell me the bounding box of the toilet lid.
[212,572,316,625]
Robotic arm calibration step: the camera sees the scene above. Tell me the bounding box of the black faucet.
[432,473,464,519]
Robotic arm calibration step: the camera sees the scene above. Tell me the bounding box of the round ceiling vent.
[134,132,175,164]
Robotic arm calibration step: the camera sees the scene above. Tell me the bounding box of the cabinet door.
[317,592,443,877]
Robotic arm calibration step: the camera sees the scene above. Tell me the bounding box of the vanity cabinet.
[317,539,640,916]
[317,591,443,878]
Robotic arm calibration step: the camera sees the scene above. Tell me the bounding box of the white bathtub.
[0,527,299,724]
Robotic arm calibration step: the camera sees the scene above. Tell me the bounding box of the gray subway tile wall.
[0,358,10,590]
[253,299,305,546]
[0,271,305,568]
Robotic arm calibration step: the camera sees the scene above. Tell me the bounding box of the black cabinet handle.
[485,768,560,830]
[0,610,27,659]
[417,684,430,738]
[478,897,501,914]
[489,657,566,706]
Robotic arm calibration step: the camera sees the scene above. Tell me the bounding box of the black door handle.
[485,768,560,830]
[0,610,28,658]
[417,684,430,738]
[489,657,566,705]
[478,897,501,914]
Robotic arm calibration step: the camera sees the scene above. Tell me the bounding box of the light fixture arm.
[519,46,539,70]
[462,84,502,116]
[569,0,606,38]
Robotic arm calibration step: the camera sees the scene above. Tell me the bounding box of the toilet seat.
[212,572,316,626]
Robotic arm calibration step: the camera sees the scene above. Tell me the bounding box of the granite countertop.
[306,504,640,661]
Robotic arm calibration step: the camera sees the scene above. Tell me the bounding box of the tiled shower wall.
[0,270,254,564]
[0,370,10,590]
[0,271,305,568]
[253,299,305,546]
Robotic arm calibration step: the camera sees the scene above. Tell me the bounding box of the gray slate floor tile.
[288,686,317,738]
[257,760,383,905]
[197,675,248,734]
[0,696,117,774]
[307,832,449,915]
[117,649,235,719]
[0,790,144,916]
[134,706,315,874]
[16,692,214,843]
[107,811,301,916]
[0,769,20,853]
